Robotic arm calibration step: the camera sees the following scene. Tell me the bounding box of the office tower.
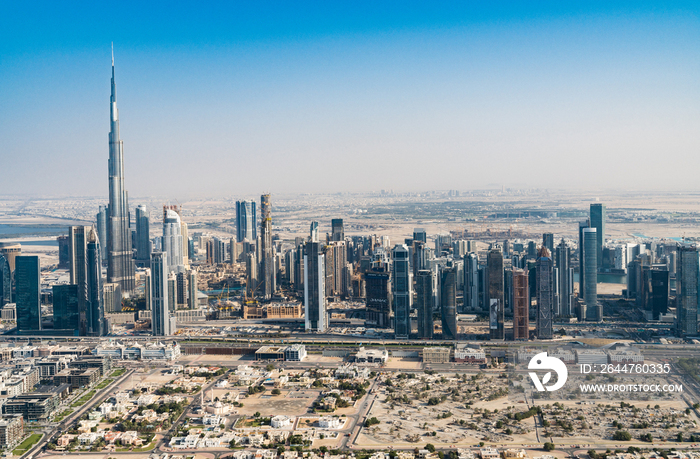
[150,252,173,336]
[413,228,427,244]
[188,237,195,261]
[309,221,319,243]
[512,268,529,340]
[135,205,151,267]
[331,219,344,242]
[463,253,479,312]
[103,283,122,313]
[0,255,10,306]
[0,243,21,273]
[260,194,274,299]
[527,241,537,259]
[284,249,296,287]
[416,270,433,339]
[188,270,197,308]
[304,241,326,332]
[167,273,176,312]
[650,268,669,320]
[69,226,90,336]
[590,203,606,269]
[578,220,590,298]
[676,245,698,336]
[162,209,184,273]
[487,249,504,339]
[435,233,452,256]
[555,240,573,316]
[230,237,238,264]
[180,220,189,267]
[582,227,599,320]
[86,230,104,336]
[207,237,226,265]
[175,272,188,308]
[96,205,108,260]
[440,267,457,340]
[365,268,391,329]
[246,252,258,296]
[542,233,554,257]
[15,256,41,333]
[57,236,70,269]
[106,51,135,294]
[536,247,554,339]
[328,241,348,296]
[392,244,411,339]
[235,200,257,242]
[503,239,510,258]
[53,285,80,334]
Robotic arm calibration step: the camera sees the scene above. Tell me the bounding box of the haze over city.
[2,2,699,197]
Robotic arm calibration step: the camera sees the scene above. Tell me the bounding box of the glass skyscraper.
[590,203,606,269]
[440,266,457,340]
[53,284,80,335]
[236,200,257,242]
[676,244,698,336]
[150,251,173,336]
[416,269,433,339]
[16,256,41,333]
[135,205,151,267]
[582,227,599,320]
[392,244,412,339]
[304,241,326,332]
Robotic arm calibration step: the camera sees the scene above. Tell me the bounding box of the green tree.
[543,442,555,451]
[426,444,436,453]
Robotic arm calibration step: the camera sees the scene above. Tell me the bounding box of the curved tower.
[107,48,136,294]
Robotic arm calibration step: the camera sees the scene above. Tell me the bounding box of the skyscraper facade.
[487,249,504,340]
[582,227,599,320]
[365,269,391,329]
[86,230,104,336]
[135,205,151,267]
[96,205,108,260]
[53,284,80,335]
[512,268,529,340]
[536,247,554,339]
[676,244,698,336]
[15,256,41,333]
[555,239,574,317]
[162,209,184,273]
[150,251,173,336]
[590,203,606,269]
[578,220,590,298]
[331,219,344,242]
[260,194,274,299]
[463,252,479,312]
[440,267,457,340]
[0,255,10,307]
[392,244,412,339]
[107,52,135,294]
[236,200,257,242]
[304,241,326,332]
[416,269,433,339]
[542,233,554,256]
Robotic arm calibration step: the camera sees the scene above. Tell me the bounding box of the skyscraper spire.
[107,46,135,295]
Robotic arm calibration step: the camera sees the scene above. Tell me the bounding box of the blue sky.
[1,2,699,197]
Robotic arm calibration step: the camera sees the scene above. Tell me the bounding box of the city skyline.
[1,2,699,198]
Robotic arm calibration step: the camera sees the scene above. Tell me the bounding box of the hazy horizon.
[2,2,699,198]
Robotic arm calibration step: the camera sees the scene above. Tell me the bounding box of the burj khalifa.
[107,48,135,294]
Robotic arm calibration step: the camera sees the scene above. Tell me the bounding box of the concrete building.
[150,252,174,336]
[0,414,24,449]
[423,347,450,364]
[440,266,457,340]
[487,249,504,339]
[512,268,529,340]
[304,239,326,332]
[536,246,554,339]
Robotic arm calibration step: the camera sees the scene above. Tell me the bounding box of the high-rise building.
[57,236,70,269]
[52,284,79,334]
[309,221,319,243]
[542,233,554,257]
[463,252,479,312]
[162,209,184,273]
[188,270,198,308]
[676,244,698,336]
[304,241,326,332]
[15,256,41,333]
[365,268,391,329]
[176,272,188,309]
[180,220,189,267]
[106,51,135,294]
[416,270,433,339]
[590,203,606,269]
[0,256,10,307]
[235,200,257,242]
[578,220,590,299]
[650,268,669,320]
[246,252,258,297]
[96,206,108,260]
[582,227,599,320]
[440,267,457,340]
[86,229,104,336]
[536,247,554,339]
[392,244,412,339]
[487,249,504,340]
[0,243,21,274]
[512,268,529,340]
[331,219,344,242]
[135,205,151,267]
[325,241,348,297]
[413,228,427,243]
[260,194,274,299]
[103,283,122,313]
[150,252,173,336]
[555,239,574,317]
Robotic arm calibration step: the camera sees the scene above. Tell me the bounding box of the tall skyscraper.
[676,244,698,336]
[582,227,599,320]
[53,284,80,335]
[162,209,184,273]
[365,267,391,329]
[135,205,151,267]
[15,256,41,333]
[331,219,344,242]
[413,228,427,243]
[0,255,10,306]
[309,221,319,243]
[304,241,326,332]
[542,233,554,256]
[0,243,21,274]
[512,268,529,340]
[57,236,70,269]
[236,200,257,242]
[555,239,574,317]
[487,249,504,339]
[578,219,590,298]
[106,51,135,294]
[440,267,457,340]
[463,252,479,312]
[260,194,274,299]
[392,244,412,339]
[188,270,198,308]
[416,269,433,339]
[180,220,189,267]
[150,251,173,336]
[96,205,108,260]
[86,230,104,336]
[590,203,606,269]
[536,246,554,339]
